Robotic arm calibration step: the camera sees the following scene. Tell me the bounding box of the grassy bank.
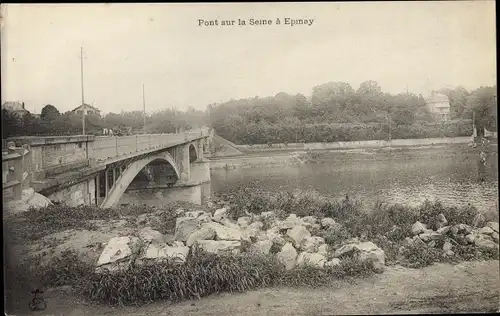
[5,189,499,307]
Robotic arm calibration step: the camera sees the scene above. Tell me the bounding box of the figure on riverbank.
[478,149,487,182]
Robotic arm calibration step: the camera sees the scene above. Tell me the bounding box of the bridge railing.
[90,128,210,162]
[2,142,32,201]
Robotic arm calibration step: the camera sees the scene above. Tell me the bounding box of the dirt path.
[9,260,499,316]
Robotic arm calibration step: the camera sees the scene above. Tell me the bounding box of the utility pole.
[142,84,146,134]
[80,47,86,135]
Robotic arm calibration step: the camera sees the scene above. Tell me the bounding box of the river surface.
[211,145,498,213]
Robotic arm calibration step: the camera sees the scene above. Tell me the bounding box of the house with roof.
[71,103,101,116]
[2,101,30,117]
[424,91,450,120]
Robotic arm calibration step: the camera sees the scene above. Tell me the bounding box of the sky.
[1,2,496,115]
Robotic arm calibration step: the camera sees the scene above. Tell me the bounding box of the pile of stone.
[95,208,386,273]
[407,214,499,256]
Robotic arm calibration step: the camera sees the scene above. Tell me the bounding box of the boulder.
[186,226,216,246]
[334,241,385,272]
[474,236,499,250]
[478,226,494,235]
[220,218,240,230]
[249,240,273,255]
[277,242,298,270]
[242,221,264,242]
[442,240,453,252]
[260,211,276,221]
[287,225,311,248]
[411,221,426,236]
[486,222,499,233]
[318,244,329,257]
[450,225,459,235]
[419,231,441,242]
[138,227,165,245]
[472,213,486,228]
[185,211,207,218]
[197,240,241,255]
[97,236,141,267]
[492,232,499,243]
[296,252,327,268]
[213,208,228,222]
[325,258,341,267]
[267,230,287,247]
[301,216,319,225]
[465,233,476,244]
[175,217,201,242]
[174,208,186,216]
[321,217,337,229]
[237,216,251,228]
[437,226,451,235]
[142,242,190,263]
[300,236,325,253]
[437,213,448,226]
[202,222,242,241]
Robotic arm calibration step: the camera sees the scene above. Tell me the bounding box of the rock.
[25,191,53,209]
[197,240,241,255]
[472,213,486,228]
[321,217,337,228]
[249,240,273,255]
[478,226,494,235]
[486,222,499,233]
[437,213,448,225]
[334,241,385,272]
[318,244,329,257]
[202,222,242,241]
[277,242,298,270]
[213,208,228,222]
[474,236,499,250]
[492,232,499,243]
[442,241,453,252]
[428,240,436,248]
[186,226,216,246]
[301,216,319,225]
[242,221,264,242]
[185,211,206,218]
[175,217,201,242]
[305,223,322,234]
[237,217,251,228]
[450,226,459,235]
[287,226,311,248]
[174,208,186,216]
[411,221,426,236]
[97,236,141,267]
[437,226,451,235]
[296,252,327,268]
[267,230,286,247]
[465,233,476,244]
[300,236,325,253]
[457,224,473,235]
[260,211,276,221]
[325,258,341,267]
[419,231,441,242]
[142,242,190,263]
[138,227,165,245]
[220,218,240,230]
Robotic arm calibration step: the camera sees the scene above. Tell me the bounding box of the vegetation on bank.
[3,82,496,145]
[6,188,499,307]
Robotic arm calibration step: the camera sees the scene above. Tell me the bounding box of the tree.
[40,104,60,121]
[464,86,497,133]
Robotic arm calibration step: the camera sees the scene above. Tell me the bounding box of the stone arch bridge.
[2,128,213,208]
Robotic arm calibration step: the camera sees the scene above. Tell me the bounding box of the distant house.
[2,101,30,117]
[71,103,101,116]
[424,92,450,120]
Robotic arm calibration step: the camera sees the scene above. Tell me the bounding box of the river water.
[211,145,498,213]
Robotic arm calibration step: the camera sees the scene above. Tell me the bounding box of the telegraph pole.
[142,84,146,134]
[80,47,86,135]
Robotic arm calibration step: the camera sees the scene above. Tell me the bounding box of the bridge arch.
[189,143,198,163]
[100,151,180,208]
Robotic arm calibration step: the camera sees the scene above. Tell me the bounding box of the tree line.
[2,80,496,144]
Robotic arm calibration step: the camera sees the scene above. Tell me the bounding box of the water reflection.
[211,146,498,213]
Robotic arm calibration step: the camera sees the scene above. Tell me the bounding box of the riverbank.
[235,136,475,153]
[210,141,497,170]
[3,188,499,314]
